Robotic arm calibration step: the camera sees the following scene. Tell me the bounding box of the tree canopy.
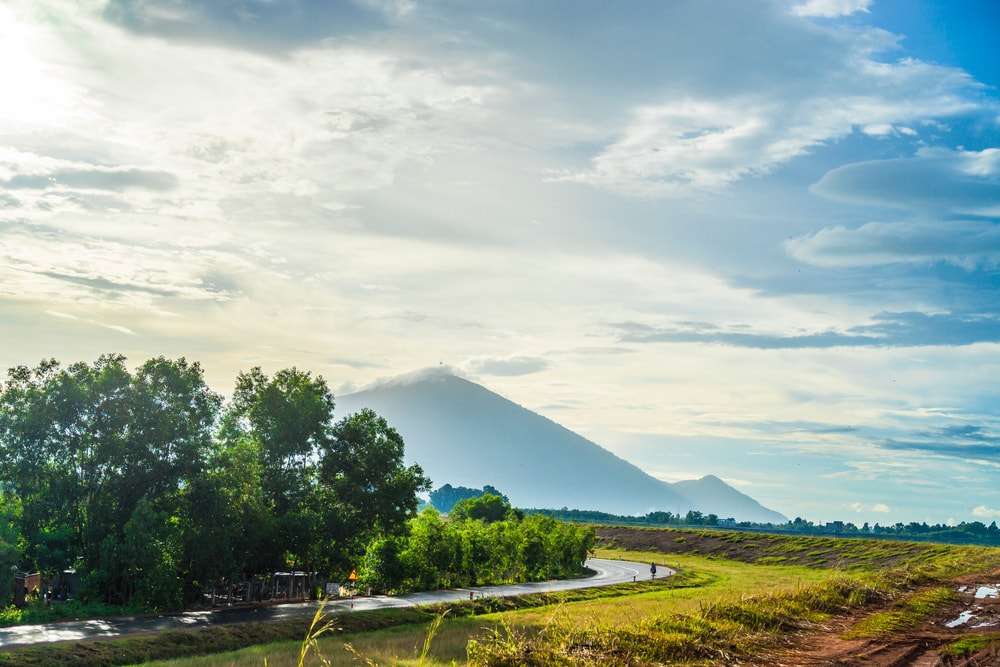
[0,357,429,608]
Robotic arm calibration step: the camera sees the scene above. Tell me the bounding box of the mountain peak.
[362,366,467,391]
[340,373,787,522]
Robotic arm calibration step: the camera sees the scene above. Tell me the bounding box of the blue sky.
[1,0,999,523]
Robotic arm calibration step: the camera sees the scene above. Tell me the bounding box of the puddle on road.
[946,610,975,628]
[945,583,1000,629]
[975,585,999,599]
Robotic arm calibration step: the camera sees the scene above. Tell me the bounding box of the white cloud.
[786,219,1000,268]
[465,355,550,377]
[560,55,981,196]
[46,310,136,336]
[861,123,895,136]
[849,501,890,513]
[791,0,872,18]
[809,147,1000,214]
[787,146,1000,269]
[972,505,1000,519]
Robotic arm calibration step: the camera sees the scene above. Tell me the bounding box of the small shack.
[270,571,313,601]
[49,569,80,600]
[12,571,41,608]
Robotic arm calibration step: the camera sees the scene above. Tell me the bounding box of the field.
[7,525,1000,666]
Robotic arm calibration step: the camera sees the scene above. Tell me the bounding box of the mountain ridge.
[337,370,787,523]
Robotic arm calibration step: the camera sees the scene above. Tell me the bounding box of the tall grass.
[468,576,887,666]
[289,597,450,667]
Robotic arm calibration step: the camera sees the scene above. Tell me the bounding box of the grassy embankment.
[133,552,836,667]
[6,526,999,666]
[463,527,1000,665]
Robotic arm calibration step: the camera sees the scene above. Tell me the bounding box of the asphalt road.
[0,558,669,648]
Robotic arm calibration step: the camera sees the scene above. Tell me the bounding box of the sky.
[1,0,999,524]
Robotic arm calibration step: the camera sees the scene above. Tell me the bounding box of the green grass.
[942,633,1000,657]
[0,600,139,627]
[509,548,841,627]
[468,576,887,666]
[844,586,956,639]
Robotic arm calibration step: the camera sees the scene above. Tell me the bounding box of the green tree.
[223,367,334,513]
[0,356,220,606]
[319,409,430,569]
[356,534,405,593]
[450,493,512,523]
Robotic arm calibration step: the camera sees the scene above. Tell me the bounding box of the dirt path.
[768,572,1000,666]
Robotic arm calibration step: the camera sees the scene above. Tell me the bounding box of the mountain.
[672,475,786,524]
[337,369,786,522]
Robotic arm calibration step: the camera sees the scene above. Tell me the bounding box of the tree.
[450,493,512,523]
[429,484,508,513]
[222,367,334,513]
[219,367,338,573]
[0,495,22,605]
[180,436,271,599]
[320,409,430,569]
[357,534,405,593]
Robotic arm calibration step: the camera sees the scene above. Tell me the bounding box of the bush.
[366,509,595,593]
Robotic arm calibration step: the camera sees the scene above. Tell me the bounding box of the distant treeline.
[526,508,1000,547]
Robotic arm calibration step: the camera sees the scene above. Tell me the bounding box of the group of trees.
[529,508,725,527]
[358,494,594,593]
[530,507,1000,547]
[0,356,429,609]
[428,484,508,513]
[780,516,1000,545]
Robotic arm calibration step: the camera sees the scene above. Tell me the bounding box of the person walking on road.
[650,562,657,580]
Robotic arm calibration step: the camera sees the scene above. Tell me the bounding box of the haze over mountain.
[337,370,786,523]
[672,475,786,525]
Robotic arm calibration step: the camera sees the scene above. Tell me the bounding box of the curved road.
[0,558,669,648]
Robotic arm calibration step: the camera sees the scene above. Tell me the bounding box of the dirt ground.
[769,571,1000,666]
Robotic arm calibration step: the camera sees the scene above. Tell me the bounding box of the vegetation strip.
[0,573,695,666]
[844,586,956,639]
[596,524,1000,571]
[942,633,1000,658]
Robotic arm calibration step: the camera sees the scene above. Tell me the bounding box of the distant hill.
[672,475,786,524]
[337,369,786,522]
